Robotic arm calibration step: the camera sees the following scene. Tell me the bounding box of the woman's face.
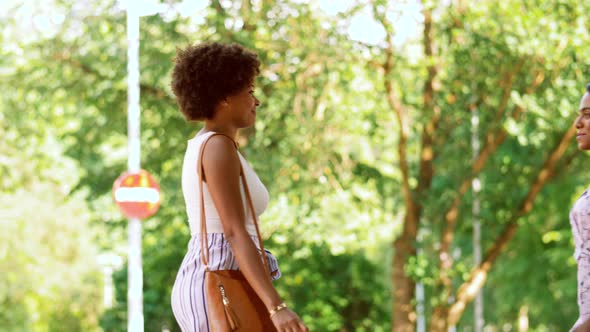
[226,83,260,128]
[574,93,590,150]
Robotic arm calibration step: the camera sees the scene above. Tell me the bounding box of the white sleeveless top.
[181,132,269,236]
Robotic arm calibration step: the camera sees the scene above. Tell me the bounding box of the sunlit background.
[2,0,590,331]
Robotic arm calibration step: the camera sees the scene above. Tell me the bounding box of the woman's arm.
[202,135,282,309]
[573,318,590,332]
[202,135,308,332]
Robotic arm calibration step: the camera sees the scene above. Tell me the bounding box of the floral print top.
[570,189,590,331]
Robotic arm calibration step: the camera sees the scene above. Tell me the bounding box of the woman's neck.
[201,121,237,140]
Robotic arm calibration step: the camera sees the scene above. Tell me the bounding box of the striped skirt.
[171,233,281,332]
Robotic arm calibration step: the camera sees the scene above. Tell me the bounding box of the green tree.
[366,0,588,330]
[0,112,103,331]
[4,0,590,331]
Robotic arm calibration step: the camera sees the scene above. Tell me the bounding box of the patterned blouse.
[570,190,590,331]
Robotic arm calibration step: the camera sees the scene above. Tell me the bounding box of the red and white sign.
[113,169,161,219]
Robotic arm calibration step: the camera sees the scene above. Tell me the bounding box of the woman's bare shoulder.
[201,134,240,175]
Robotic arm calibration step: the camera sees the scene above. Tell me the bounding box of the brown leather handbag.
[197,133,278,332]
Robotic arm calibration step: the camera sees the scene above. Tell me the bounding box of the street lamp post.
[126,1,142,331]
[472,104,484,332]
[123,1,169,330]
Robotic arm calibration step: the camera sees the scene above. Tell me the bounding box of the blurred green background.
[1,0,590,331]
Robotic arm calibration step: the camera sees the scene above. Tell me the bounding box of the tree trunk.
[392,210,419,332]
[381,4,438,330]
[429,306,449,331]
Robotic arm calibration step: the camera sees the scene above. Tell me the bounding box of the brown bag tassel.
[223,302,240,330]
[220,285,239,330]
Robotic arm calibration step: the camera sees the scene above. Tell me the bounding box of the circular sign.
[113,169,161,219]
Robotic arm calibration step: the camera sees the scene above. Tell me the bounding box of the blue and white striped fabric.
[171,233,281,332]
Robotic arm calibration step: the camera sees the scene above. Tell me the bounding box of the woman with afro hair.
[170,42,308,332]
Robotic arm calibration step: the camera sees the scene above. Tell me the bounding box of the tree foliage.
[2,0,590,331]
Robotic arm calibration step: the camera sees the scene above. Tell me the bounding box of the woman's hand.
[270,308,309,332]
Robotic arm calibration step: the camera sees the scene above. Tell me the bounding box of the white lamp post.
[124,1,168,331]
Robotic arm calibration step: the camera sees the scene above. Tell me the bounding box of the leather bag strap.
[197,132,270,275]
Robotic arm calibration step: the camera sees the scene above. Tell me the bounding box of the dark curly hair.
[171,42,261,121]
